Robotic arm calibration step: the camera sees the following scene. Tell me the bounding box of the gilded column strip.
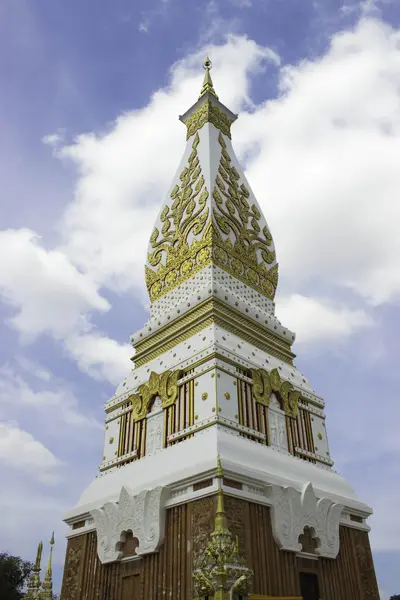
[189,379,194,426]
[163,408,168,448]
[117,414,124,457]
[305,410,315,453]
[237,378,244,427]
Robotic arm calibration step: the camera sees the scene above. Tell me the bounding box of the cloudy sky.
[1,0,400,597]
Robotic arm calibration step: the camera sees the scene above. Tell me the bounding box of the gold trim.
[133,297,295,366]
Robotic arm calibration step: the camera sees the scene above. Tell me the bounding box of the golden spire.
[213,488,230,534]
[199,56,219,100]
[39,533,54,600]
[216,453,224,478]
[34,541,43,570]
[23,541,43,599]
[46,532,54,576]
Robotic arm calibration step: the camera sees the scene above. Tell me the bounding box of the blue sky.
[1,0,400,597]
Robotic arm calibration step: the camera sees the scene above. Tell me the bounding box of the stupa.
[23,534,54,600]
[60,58,379,600]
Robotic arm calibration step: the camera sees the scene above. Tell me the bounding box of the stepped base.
[60,494,379,600]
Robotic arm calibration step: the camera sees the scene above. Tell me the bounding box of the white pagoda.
[60,59,379,600]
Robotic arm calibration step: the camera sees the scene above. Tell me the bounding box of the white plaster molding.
[268,482,343,559]
[90,485,169,564]
[66,428,371,524]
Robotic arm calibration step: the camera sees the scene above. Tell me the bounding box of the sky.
[0,0,399,597]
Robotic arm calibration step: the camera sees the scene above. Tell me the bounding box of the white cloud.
[0,229,128,384]
[0,228,109,340]
[276,294,373,344]
[0,364,101,431]
[16,355,52,381]
[65,333,131,384]
[0,422,61,483]
[236,18,400,307]
[42,128,66,150]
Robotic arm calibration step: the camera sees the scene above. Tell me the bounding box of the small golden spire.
[39,533,55,600]
[213,488,230,534]
[216,453,224,478]
[23,541,43,598]
[35,541,43,570]
[46,532,54,575]
[199,56,219,100]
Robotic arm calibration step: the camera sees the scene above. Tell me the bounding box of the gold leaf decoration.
[211,133,278,300]
[127,369,181,423]
[250,368,299,418]
[184,99,234,140]
[251,368,272,407]
[146,120,279,302]
[146,133,211,301]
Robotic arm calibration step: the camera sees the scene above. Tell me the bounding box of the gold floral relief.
[146,132,211,301]
[251,368,272,407]
[250,368,299,418]
[127,369,181,423]
[184,99,234,140]
[145,122,279,303]
[211,133,278,300]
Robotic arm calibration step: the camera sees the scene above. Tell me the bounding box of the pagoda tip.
[199,55,218,100]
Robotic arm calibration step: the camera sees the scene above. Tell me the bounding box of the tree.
[389,596,400,600]
[0,552,33,600]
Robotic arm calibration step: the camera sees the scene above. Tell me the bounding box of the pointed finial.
[23,541,43,598]
[199,56,219,100]
[39,534,55,600]
[35,541,43,570]
[213,488,230,534]
[216,453,224,478]
[46,533,54,575]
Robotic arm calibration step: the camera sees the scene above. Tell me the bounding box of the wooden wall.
[60,495,379,600]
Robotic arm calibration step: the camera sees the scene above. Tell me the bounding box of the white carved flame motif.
[90,486,168,563]
[269,482,343,559]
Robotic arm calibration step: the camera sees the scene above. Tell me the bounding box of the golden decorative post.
[193,457,253,600]
[40,532,55,600]
[23,541,43,600]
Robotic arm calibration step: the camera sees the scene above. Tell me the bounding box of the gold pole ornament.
[216,453,224,478]
[35,541,43,570]
[39,532,55,600]
[199,56,219,100]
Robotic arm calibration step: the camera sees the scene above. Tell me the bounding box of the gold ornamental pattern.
[184,99,234,140]
[251,367,300,418]
[211,133,278,300]
[146,132,212,302]
[127,370,181,423]
[146,130,279,303]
